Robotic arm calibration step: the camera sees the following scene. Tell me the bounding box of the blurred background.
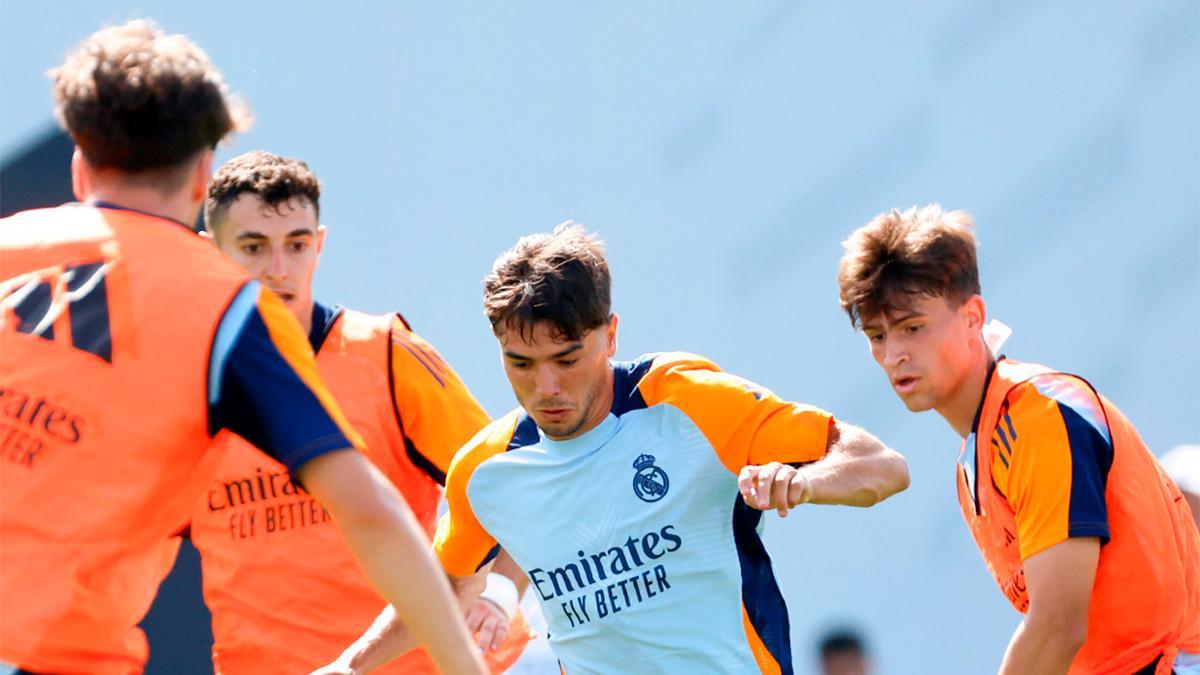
[3,1,1197,673]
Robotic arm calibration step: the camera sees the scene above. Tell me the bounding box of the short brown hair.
[483,222,612,341]
[838,204,981,328]
[51,20,249,180]
[205,151,322,231]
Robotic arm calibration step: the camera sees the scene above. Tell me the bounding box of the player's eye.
[510,360,532,370]
[558,359,579,367]
[288,241,309,253]
[867,332,884,343]
[906,324,923,334]
[241,244,260,255]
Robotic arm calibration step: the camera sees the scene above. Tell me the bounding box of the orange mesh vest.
[0,204,253,674]
[193,309,531,675]
[956,359,1200,675]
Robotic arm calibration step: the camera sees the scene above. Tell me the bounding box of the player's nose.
[882,339,908,368]
[533,365,561,397]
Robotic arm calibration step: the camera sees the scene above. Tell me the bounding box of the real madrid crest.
[632,453,669,503]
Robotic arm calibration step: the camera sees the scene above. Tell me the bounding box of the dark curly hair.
[204,151,322,232]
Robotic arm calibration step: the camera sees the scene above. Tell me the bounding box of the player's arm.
[994,377,1112,674]
[313,417,513,674]
[740,420,910,516]
[313,567,491,675]
[467,549,528,651]
[387,320,527,649]
[211,284,485,675]
[639,354,908,516]
[998,538,1098,675]
[301,454,487,674]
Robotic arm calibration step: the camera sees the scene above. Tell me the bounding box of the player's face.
[213,195,325,324]
[499,317,618,440]
[862,294,982,413]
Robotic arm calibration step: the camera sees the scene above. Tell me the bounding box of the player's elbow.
[860,448,910,507]
[1028,605,1089,658]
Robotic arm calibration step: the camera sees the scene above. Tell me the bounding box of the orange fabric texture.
[635,352,833,474]
[957,359,1200,675]
[193,310,528,674]
[0,205,253,674]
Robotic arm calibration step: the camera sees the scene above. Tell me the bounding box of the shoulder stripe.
[1059,401,1113,543]
[611,354,658,417]
[209,281,260,406]
[507,413,540,451]
[1030,375,1111,446]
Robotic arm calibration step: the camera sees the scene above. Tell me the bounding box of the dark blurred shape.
[818,626,871,675]
[140,540,214,675]
[0,125,206,231]
[0,126,74,217]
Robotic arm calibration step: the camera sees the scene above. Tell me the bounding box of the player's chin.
[898,392,935,413]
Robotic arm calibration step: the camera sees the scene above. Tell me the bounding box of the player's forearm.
[335,572,488,672]
[998,617,1084,675]
[300,452,485,674]
[335,495,484,674]
[799,425,909,507]
[337,605,415,673]
[492,549,530,596]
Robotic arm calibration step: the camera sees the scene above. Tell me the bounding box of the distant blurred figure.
[818,628,871,675]
[1160,444,1200,527]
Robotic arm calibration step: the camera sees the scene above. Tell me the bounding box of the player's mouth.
[535,406,573,421]
[272,290,296,303]
[891,375,920,394]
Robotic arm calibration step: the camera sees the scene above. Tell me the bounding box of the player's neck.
[292,299,315,336]
[85,182,200,229]
[937,337,995,439]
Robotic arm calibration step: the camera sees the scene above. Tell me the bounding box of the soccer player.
[318,223,910,674]
[836,205,1200,675]
[193,150,533,674]
[0,21,484,675]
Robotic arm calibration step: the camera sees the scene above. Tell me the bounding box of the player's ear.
[961,294,986,330]
[190,150,214,203]
[605,313,619,357]
[71,148,91,202]
[316,224,327,254]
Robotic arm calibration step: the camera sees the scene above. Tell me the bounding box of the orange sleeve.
[998,379,1112,561]
[637,352,834,475]
[389,319,490,482]
[433,412,521,577]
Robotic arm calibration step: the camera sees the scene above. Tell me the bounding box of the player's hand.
[738,462,811,517]
[466,596,510,651]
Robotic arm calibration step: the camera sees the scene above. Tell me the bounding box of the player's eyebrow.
[886,310,924,325]
[503,343,583,361]
[285,228,315,238]
[864,310,924,332]
[234,231,268,241]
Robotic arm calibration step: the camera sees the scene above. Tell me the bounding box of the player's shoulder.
[1,204,108,248]
[449,409,537,474]
[628,351,719,389]
[332,306,393,340]
[1003,371,1110,445]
